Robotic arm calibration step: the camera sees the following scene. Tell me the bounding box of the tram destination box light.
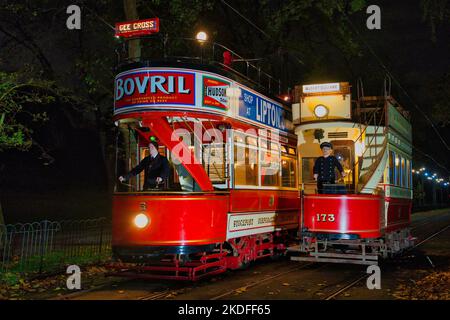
[292,82,351,123]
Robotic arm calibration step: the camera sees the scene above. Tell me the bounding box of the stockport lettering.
[115,75,190,101]
[233,218,254,228]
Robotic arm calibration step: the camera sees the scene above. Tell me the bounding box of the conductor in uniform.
[119,140,170,190]
[313,142,346,194]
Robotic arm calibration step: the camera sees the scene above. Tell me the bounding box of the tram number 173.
[316,213,336,222]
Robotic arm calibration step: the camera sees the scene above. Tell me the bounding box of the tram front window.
[115,125,200,192]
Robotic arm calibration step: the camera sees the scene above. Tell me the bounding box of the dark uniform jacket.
[313,155,344,183]
[125,154,170,190]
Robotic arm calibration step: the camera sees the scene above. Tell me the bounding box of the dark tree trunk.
[0,201,4,226]
[123,0,141,61]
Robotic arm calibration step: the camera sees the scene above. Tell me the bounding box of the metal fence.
[0,218,111,276]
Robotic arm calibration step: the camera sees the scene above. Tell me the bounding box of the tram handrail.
[113,191,230,195]
[115,36,282,95]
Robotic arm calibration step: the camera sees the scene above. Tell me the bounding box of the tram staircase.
[355,97,388,194]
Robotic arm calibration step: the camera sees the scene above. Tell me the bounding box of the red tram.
[111,48,300,280]
[289,81,414,264]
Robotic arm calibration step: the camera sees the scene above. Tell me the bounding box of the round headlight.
[314,104,328,118]
[134,213,149,228]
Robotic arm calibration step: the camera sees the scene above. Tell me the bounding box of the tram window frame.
[281,149,297,189]
[259,138,281,188]
[233,131,259,187]
[203,142,227,186]
[400,156,407,187]
[408,159,412,189]
[395,153,401,186]
[405,159,411,188]
[389,151,395,185]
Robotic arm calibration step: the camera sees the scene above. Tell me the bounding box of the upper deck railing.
[115,36,282,97]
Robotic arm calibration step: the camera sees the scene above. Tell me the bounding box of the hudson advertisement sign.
[114,67,290,132]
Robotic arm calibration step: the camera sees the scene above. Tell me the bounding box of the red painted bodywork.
[303,194,384,239]
[385,197,412,232]
[112,193,228,247]
[112,190,300,248]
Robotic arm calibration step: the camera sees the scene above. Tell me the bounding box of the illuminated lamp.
[196,31,208,42]
[314,104,329,118]
[134,213,150,229]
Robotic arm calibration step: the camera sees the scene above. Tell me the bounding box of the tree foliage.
[420,0,449,42]
[0,71,54,151]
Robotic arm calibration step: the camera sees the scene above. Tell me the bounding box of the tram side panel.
[112,194,229,258]
[302,194,384,239]
[384,196,412,233]
[226,189,300,240]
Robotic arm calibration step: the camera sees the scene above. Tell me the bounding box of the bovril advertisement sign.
[114,67,290,132]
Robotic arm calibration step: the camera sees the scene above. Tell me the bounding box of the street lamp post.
[196,31,208,63]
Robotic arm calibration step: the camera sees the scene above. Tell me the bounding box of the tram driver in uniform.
[119,140,170,190]
[313,142,346,194]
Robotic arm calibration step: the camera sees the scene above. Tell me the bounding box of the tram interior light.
[314,104,328,118]
[134,213,149,229]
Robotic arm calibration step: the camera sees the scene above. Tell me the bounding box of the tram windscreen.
[115,125,202,192]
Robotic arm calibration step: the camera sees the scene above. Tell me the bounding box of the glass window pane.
[401,157,405,187]
[282,156,297,188]
[395,154,400,186]
[234,143,258,186]
[389,151,395,184]
[333,145,353,185]
[246,136,257,146]
[260,149,280,186]
[302,158,316,183]
[203,143,226,184]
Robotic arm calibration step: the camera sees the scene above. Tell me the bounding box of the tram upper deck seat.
[322,183,347,195]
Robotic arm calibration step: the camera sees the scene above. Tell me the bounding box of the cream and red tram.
[289,81,414,265]
[111,56,299,279]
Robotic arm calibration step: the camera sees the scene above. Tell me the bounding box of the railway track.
[134,262,321,300]
[322,222,450,300]
[208,262,319,300]
[52,210,450,301]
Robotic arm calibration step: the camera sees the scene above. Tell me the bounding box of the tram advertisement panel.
[114,69,196,110]
[114,67,291,132]
[202,76,230,110]
[238,88,288,132]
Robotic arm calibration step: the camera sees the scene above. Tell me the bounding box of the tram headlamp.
[314,104,329,118]
[134,213,149,229]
